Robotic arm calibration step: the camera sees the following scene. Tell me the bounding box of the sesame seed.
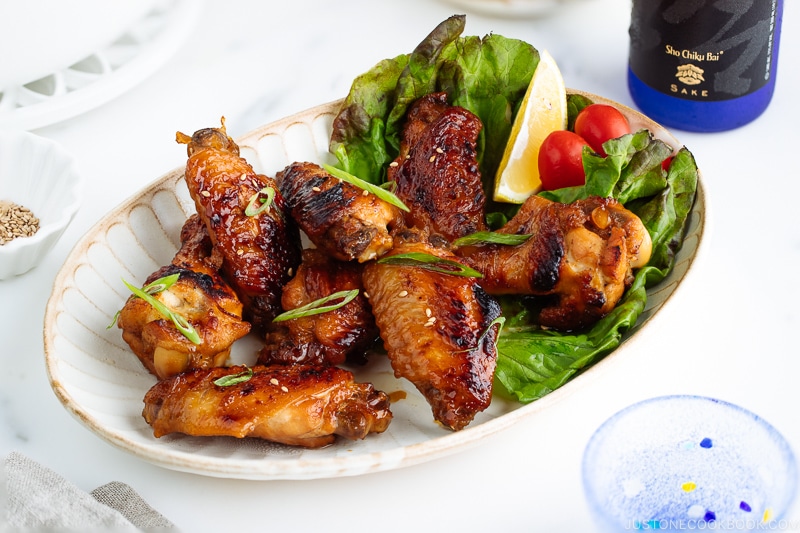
[281,386,289,393]
[429,155,436,162]
[363,292,370,299]
[389,161,399,167]
[398,290,408,297]
[237,249,244,256]
[240,173,248,181]
[0,200,39,244]
[312,186,321,192]
[436,147,444,154]
[200,190,211,197]
[362,189,369,196]
[270,378,279,385]
[287,268,293,277]
[425,308,432,317]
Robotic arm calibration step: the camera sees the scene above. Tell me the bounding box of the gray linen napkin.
[4,452,174,531]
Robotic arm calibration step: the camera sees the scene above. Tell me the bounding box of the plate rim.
[43,91,708,480]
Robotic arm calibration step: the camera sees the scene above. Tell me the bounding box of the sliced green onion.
[245,186,277,217]
[377,252,483,278]
[456,316,506,353]
[213,367,254,387]
[452,231,531,247]
[121,278,202,345]
[143,273,180,294]
[107,273,181,329]
[272,289,360,322]
[322,163,410,212]
[380,181,398,193]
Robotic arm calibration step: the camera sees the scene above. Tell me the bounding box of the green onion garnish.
[107,273,181,329]
[143,273,180,293]
[272,289,360,322]
[245,186,277,217]
[452,231,531,247]
[213,367,254,387]
[121,277,202,344]
[377,252,483,278]
[322,163,410,212]
[456,316,506,353]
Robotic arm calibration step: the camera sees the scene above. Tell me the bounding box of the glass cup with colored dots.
[582,395,797,532]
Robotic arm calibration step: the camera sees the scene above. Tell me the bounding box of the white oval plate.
[43,92,706,480]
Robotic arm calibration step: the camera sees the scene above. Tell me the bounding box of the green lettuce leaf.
[495,135,698,404]
[330,14,538,192]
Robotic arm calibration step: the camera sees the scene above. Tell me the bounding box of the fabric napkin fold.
[4,451,175,531]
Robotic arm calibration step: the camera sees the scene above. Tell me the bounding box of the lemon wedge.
[493,49,567,203]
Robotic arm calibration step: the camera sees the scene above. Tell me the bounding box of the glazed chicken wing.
[117,214,251,379]
[142,364,393,448]
[258,248,379,367]
[277,161,402,262]
[177,119,302,333]
[386,92,488,241]
[458,195,652,331]
[362,229,501,431]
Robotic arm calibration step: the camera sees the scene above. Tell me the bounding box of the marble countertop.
[2,0,798,530]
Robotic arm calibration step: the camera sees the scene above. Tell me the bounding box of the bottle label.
[629,0,779,102]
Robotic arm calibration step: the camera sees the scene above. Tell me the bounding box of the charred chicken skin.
[458,194,652,331]
[386,92,488,241]
[117,214,251,379]
[277,161,403,262]
[142,364,393,448]
[177,119,302,333]
[362,229,501,431]
[258,248,379,367]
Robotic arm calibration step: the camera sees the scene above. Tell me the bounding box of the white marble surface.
[1,0,798,530]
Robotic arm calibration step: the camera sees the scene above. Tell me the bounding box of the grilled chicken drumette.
[177,119,302,333]
[143,364,393,448]
[258,248,379,367]
[117,214,251,379]
[277,161,403,263]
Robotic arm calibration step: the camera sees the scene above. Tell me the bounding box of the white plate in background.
[0,0,201,130]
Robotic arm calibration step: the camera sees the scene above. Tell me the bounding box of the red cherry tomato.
[574,104,631,157]
[538,130,589,191]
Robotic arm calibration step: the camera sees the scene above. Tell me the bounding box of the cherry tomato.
[574,104,631,157]
[538,130,589,191]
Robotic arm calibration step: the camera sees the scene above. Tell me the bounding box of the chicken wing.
[117,214,251,379]
[386,92,488,241]
[177,119,302,333]
[458,194,652,331]
[362,229,501,431]
[276,161,402,262]
[258,248,379,366]
[142,364,393,448]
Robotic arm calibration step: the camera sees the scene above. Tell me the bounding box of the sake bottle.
[628,0,783,132]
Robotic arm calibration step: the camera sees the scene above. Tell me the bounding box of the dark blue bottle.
[628,0,783,132]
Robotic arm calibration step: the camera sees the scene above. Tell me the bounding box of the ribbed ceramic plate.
[43,92,706,480]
